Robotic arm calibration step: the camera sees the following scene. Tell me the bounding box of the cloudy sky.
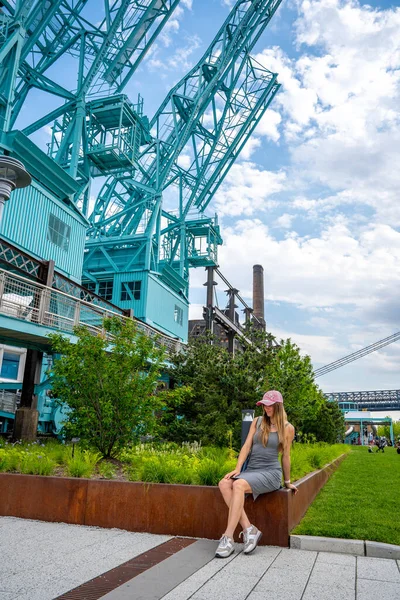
[154,0,400,399]
[18,0,400,403]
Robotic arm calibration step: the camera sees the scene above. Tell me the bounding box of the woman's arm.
[224,417,258,479]
[281,424,298,494]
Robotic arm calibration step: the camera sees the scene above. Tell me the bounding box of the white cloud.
[256,109,282,143]
[188,303,204,320]
[213,162,287,217]
[253,0,400,223]
[177,0,400,387]
[159,1,193,47]
[148,34,202,73]
[272,326,348,364]
[238,136,262,160]
[177,153,192,169]
[274,213,294,229]
[207,218,400,316]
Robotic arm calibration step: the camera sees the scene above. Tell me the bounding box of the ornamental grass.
[0,437,347,484]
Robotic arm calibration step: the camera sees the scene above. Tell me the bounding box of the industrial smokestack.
[253,264,266,330]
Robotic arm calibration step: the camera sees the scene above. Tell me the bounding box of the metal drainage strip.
[55,537,196,600]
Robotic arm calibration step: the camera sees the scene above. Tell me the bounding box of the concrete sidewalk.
[1,517,400,600]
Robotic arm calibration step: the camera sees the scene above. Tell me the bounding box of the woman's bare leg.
[224,479,252,539]
[218,478,251,531]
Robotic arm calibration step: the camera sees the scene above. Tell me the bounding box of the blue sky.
[18,0,400,406]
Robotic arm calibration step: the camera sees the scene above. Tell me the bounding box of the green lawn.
[293,446,400,546]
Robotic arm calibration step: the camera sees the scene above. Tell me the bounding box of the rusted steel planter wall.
[0,454,346,547]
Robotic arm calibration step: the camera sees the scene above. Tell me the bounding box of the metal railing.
[0,268,181,353]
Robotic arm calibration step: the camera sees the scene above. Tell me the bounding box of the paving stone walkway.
[1,517,400,600]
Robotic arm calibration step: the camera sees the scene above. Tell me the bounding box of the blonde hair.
[259,403,287,451]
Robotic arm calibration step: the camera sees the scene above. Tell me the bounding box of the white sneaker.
[215,534,235,558]
[240,525,262,554]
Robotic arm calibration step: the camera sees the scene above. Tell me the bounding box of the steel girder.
[325,389,400,412]
[87,0,283,280]
[0,1,181,212]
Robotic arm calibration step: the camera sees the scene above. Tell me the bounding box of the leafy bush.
[97,460,117,479]
[195,458,237,486]
[0,449,9,471]
[49,317,166,458]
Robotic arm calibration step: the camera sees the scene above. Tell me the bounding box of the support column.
[13,349,43,441]
[204,266,216,334]
[243,307,253,325]
[226,288,238,355]
[12,261,52,441]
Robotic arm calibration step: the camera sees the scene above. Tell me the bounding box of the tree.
[378,420,400,439]
[49,317,165,457]
[264,338,320,430]
[165,334,239,446]
[302,398,345,444]
[162,329,343,447]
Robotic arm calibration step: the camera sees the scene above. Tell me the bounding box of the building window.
[85,282,97,294]
[98,281,113,301]
[174,305,183,326]
[47,214,71,251]
[120,281,141,301]
[0,351,21,380]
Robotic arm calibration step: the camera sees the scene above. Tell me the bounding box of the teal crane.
[1,0,283,341]
[84,0,282,339]
[0,0,182,213]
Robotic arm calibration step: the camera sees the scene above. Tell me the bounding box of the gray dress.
[235,418,282,499]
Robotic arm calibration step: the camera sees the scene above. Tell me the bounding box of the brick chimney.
[253,264,266,330]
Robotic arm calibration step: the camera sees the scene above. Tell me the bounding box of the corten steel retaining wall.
[0,454,346,547]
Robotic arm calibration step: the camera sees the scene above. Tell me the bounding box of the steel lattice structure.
[314,331,400,378]
[1,0,283,341]
[0,0,285,435]
[84,0,282,319]
[325,390,400,412]
[0,0,181,213]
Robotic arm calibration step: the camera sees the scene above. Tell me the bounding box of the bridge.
[325,390,400,412]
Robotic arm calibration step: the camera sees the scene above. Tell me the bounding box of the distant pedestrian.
[216,391,297,558]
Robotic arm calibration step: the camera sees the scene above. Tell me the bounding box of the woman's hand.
[224,469,241,480]
[285,482,298,494]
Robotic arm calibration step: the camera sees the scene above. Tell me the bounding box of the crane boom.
[1,1,182,214]
[314,331,400,378]
[89,0,283,238]
[83,0,284,340]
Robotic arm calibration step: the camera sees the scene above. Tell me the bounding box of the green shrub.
[0,439,348,485]
[0,449,8,471]
[290,443,350,481]
[97,460,117,479]
[65,449,102,478]
[19,453,56,476]
[136,456,176,484]
[3,448,21,471]
[196,459,224,486]
[45,440,67,465]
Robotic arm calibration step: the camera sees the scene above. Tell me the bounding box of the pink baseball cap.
[256,390,283,406]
